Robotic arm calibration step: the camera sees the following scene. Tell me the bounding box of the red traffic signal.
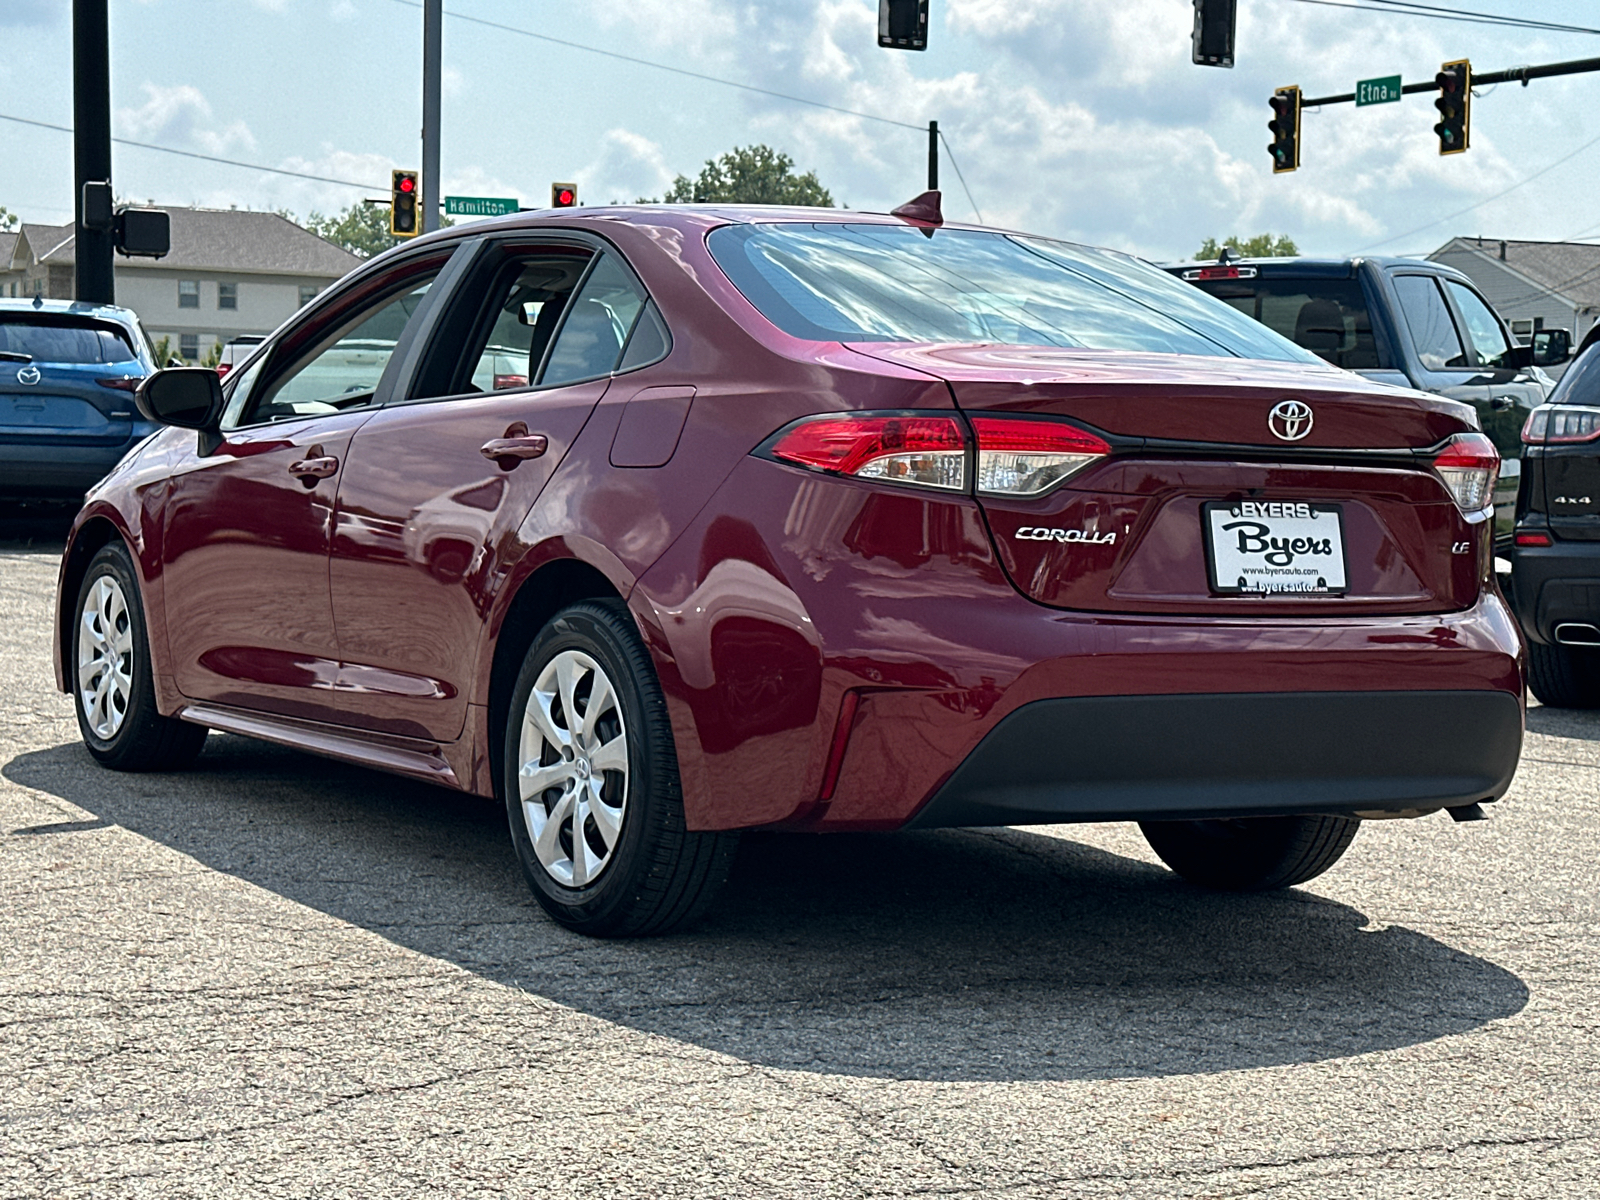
[551,182,578,208]
[391,169,420,238]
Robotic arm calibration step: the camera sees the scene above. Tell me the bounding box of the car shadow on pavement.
[6,734,1529,1084]
[1526,703,1600,743]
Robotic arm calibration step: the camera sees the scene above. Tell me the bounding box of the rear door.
[327,239,656,740]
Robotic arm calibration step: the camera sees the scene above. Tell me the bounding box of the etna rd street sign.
[444,195,519,217]
[1356,75,1402,106]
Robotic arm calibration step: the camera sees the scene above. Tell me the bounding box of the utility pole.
[421,0,442,234]
[73,0,114,303]
[928,120,939,191]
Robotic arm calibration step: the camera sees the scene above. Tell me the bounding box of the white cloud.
[581,128,678,203]
[117,83,258,158]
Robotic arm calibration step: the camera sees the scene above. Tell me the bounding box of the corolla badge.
[1268,399,1313,441]
[16,366,41,385]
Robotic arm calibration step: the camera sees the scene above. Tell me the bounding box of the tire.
[503,599,738,937]
[72,541,207,772]
[1526,639,1600,708]
[1139,814,1359,891]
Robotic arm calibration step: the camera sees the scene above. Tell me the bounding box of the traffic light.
[551,182,578,208]
[1191,0,1236,68]
[878,0,928,51]
[391,169,419,237]
[1434,60,1471,155]
[1268,86,1301,174]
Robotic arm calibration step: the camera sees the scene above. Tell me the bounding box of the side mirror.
[1496,344,1534,369]
[1533,328,1573,366]
[135,367,224,430]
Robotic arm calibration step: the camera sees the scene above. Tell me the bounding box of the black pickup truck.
[1163,256,1567,459]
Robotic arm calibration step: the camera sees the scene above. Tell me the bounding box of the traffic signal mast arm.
[1298,53,1600,107]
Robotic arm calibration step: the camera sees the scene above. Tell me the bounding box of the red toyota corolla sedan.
[54,198,1523,935]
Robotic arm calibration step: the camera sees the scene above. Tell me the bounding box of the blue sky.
[5,0,1600,261]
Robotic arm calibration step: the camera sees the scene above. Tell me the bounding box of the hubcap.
[77,574,134,740]
[517,649,629,887]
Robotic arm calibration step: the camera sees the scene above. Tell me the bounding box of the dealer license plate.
[1203,500,1348,595]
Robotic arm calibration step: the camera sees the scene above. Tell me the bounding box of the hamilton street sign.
[444,195,519,217]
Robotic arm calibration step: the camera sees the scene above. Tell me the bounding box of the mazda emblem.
[1268,399,1313,441]
[17,365,41,386]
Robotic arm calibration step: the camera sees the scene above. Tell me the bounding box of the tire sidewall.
[73,542,156,761]
[503,602,669,929]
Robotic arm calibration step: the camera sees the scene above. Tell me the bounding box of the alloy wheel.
[517,649,629,887]
[77,575,134,740]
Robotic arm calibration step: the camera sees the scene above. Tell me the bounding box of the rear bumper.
[0,434,149,498]
[908,689,1523,828]
[1509,538,1600,646]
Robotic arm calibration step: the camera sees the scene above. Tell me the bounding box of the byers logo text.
[1220,502,1335,567]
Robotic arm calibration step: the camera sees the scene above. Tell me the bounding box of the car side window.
[540,253,649,387]
[234,274,438,426]
[1393,275,1468,371]
[1444,280,1513,367]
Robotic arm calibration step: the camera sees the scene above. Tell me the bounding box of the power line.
[937,131,983,224]
[1280,0,1600,35]
[385,0,928,132]
[0,111,383,192]
[1356,127,1600,253]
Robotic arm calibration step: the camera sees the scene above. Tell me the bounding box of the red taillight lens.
[1433,431,1500,512]
[1516,531,1552,547]
[971,416,1111,496]
[493,373,529,390]
[1197,265,1241,280]
[215,363,232,378]
[768,413,967,491]
[95,376,140,391]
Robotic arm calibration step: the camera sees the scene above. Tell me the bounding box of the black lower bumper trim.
[908,690,1523,828]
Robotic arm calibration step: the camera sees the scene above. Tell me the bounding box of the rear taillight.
[494,373,529,389]
[767,413,967,491]
[971,416,1111,496]
[1523,404,1600,445]
[96,376,140,391]
[215,363,232,378]
[1433,432,1500,512]
[1516,531,1553,547]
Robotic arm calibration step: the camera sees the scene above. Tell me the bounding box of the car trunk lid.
[846,344,1488,615]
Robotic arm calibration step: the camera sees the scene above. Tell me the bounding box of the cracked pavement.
[3,525,1598,1198]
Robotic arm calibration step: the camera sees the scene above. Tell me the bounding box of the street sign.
[444,195,519,217]
[1356,75,1402,106]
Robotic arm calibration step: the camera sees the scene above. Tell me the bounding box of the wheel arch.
[484,554,626,800]
[55,512,137,695]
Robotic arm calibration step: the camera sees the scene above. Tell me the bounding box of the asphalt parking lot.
[3,515,1598,1198]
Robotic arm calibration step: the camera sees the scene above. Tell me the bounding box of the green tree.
[0,206,18,232]
[303,202,454,259]
[152,335,181,366]
[201,340,224,369]
[1196,233,1299,260]
[653,145,833,206]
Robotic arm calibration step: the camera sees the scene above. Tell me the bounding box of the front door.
[329,242,655,740]
[162,263,445,721]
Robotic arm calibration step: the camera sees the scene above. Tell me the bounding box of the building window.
[218,282,238,310]
[179,333,199,361]
[299,284,319,307]
[179,280,200,309]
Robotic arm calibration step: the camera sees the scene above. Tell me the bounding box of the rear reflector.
[768,413,967,491]
[971,416,1111,497]
[1433,432,1500,512]
[1515,531,1552,547]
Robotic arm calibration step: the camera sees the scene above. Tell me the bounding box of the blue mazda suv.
[1,297,160,499]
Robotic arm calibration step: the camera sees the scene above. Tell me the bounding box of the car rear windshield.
[0,316,139,364]
[1190,277,1380,370]
[708,223,1319,363]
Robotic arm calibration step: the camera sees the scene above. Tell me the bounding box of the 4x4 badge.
[1268,400,1313,441]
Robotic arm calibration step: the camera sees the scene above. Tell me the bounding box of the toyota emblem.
[1268,400,1313,441]
[16,366,41,386]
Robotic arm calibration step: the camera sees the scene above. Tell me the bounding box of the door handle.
[288,445,339,484]
[481,422,548,468]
